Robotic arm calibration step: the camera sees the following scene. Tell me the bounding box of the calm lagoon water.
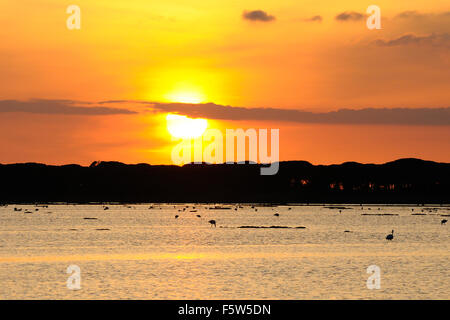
[0,204,449,299]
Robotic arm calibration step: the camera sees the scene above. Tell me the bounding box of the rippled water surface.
[0,204,449,299]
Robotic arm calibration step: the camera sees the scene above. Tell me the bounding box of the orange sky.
[0,1,449,165]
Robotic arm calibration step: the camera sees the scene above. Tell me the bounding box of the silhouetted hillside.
[0,158,449,204]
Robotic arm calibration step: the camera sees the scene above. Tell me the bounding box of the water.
[0,204,449,299]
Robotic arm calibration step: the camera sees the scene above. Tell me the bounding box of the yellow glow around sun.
[166,114,208,139]
[143,68,230,105]
[166,91,205,104]
[164,82,206,104]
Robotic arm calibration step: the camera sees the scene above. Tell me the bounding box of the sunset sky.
[1,0,449,165]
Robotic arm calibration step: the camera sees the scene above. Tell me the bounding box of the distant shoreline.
[2,202,450,206]
[1,158,449,204]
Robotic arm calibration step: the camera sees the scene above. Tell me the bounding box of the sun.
[166,114,208,139]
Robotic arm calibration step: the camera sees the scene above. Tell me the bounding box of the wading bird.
[441,219,448,225]
[386,230,394,241]
[208,220,216,227]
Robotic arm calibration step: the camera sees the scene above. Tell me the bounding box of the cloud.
[150,102,450,126]
[242,10,276,22]
[14,99,448,125]
[392,11,450,32]
[396,11,426,19]
[303,15,323,23]
[0,99,137,115]
[335,11,365,21]
[374,33,450,48]
[395,10,450,19]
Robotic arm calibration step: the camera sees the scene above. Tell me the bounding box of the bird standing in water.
[386,230,394,241]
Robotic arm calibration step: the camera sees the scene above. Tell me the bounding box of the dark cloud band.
[5,99,448,126]
[0,100,137,115]
[150,102,450,126]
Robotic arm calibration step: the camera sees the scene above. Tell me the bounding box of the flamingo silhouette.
[208,220,216,227]
[386,230,394,241]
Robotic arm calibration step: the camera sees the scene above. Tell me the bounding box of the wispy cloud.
[395,10,450,19]
[335,11,365,22]
[150,102,450,126]
[242,10,276,22]
[375,33,450,48]
[302,15,323,23]
[0,99,137,115]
